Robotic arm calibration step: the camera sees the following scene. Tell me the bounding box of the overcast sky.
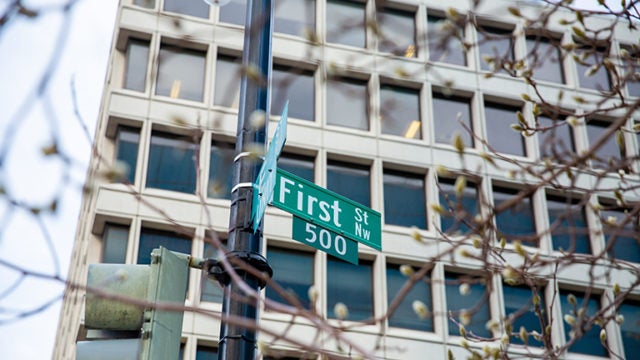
[0,0,117,358]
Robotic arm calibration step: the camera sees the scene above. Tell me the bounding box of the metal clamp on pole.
[205,251,273,289]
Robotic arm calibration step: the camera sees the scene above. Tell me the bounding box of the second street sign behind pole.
[252,102,288,233]
[273,169,382,251]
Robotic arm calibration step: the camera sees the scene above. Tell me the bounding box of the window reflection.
[327,160,370,207]
[386,264,433,331]
[383,170,426,229]
[209,141,235,199]
[619,300,640,358]
[537,115,574,161]
[380,85,421,138]
[278,153,315,182]
[326,0,366,48]
[377,8,416,58]
[427,14,465,66]
[525,35,564,83]
[432,94,473,146]
[137,228,192,264]
[163,0,209,18]
[445,272,491,337]
[575,43,611,91]
[123,39,149,92]
[478,26,514,72]
[219,0,246,25]
[493,186,536,245]
[585,119,624,169]
[214,55,242,108]
[600,206,640,263]
[146,131,198,194]
[266,247,314,309]
[559,291,606,356]
[156,44,206,102]
[274,0,315,37]
[484,102,525,156]
[272,65,314,121]
[503,284,546,346]
[326,77,368,130]
[546,194,590,254]
[439,177,479,234]
[102,224,129,263]
[327,257,373,321]
[115,126,140,184]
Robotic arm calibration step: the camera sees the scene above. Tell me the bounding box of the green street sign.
[292,216,358,265]
[252,102,288,232]
[273,169,382,251]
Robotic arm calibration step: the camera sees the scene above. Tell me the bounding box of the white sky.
[0,0,629,359]
[0,0,117,358]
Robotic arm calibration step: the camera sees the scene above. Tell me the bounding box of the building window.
[102,224,129,263]
[575,43,611,91]
[326,0,365,48]
[163,0,209,18]
[546,194,590,254]
[478,26,514,72]
[600,206,640,263]
[327,257,373,321]
[438,177,479,235]
[266,247,314,309]
[386,264,433,332]
[137,228,192,264]
[618,300,640,358]
[213,55,242,109]
[432,93,473,147]
[383,169,426,229]
[537,114,575,160]
[274,0,315,37]
[621,45,640,97]
[525,35,564,83]
[377,8,416,58]
[200,240,226,303]
[156,43,206,102]
[146,131,198,194]
[484,102,526,156]
[196,344,218,360]
[585,119,624,169]
[208,140,235,199]
[133,0,154,9]
[493,186,536,245]
[503,284,546,346]
[326,77,368,130]
[560,290,606,356]
[123,38,149,92]
[379,85,421,139]
[445,272,491,338]
[272,65,315,121]
[327,160,370,207]
[278,153,315,183]
[219,0,246,25]
[114,126,140,184]
[427,14,465,66]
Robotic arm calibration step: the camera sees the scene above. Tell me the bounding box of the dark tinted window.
[123,39,149,91]
[115,126,140,184]
[327,257,373,321]
[560,291,606,356]
[445,273,491,337]
[326,0,365,48]
[383,170,426,229]
[266,247,314,309]
[547,194,590,254]
[380,85,421,139]
[102,224,129,263]
[439,177,479,234]
[327,161,370,207]
[433,94,473,147]
[386,264,433,331]
[427,14,465,65]
[272,65,314,121]
[493,186,536,245]
[156,44,206,102]
[146,131,197,194]
[208,141,235,199]
[485,102,525,156]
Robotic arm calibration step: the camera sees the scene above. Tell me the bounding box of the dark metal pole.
[218,0,273,358]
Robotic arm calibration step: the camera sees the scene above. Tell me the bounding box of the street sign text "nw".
[273,169,381,251]
[252,102,288,232]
